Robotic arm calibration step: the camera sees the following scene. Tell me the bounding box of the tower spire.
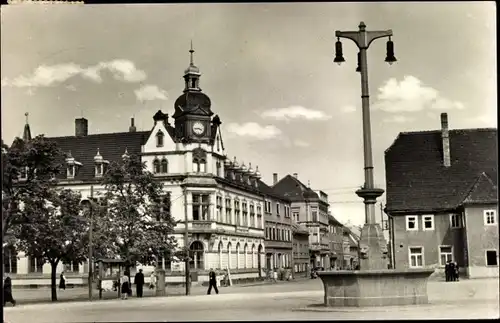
[190,40,195,66]
[23,112,32,141]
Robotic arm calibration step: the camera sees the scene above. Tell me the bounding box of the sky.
[1,2,497,226]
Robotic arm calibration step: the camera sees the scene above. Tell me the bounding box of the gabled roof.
[257,180,291,203]
[272,175,319,202]
[385,128,497,213]
[462,172,498,205]
[47,131,150,181]
[328,213,343,226]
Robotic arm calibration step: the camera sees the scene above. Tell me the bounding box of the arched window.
[227,242,232,269]
[193,159,206,173]
[218,241,223,270]
[236,243,241,269]
[156,130,164,148]
[244,244,248,268]
[189,241,204,270]
[153,159,161,174]
[161,158,168,173]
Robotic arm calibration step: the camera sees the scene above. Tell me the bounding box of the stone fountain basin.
[318,269,435,307]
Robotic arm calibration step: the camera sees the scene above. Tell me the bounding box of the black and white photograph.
[1,1,498,322]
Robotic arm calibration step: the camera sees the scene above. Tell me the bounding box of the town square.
[1,1,498,322]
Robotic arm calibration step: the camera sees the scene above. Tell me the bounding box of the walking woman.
[3,277,16,307]
[120,272,130,300]
[59,271,66,290]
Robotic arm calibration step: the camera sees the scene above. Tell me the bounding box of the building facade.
[385,113,498,278]
[261,183,293,272]
[271,173,331,269]
[291,223,310,277]
[327,214,345,269]
[5,50,298,285]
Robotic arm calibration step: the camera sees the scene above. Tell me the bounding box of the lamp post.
[334,21,396,270]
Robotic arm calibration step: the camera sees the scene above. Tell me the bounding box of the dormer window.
[156,130,164,148]
[94,148,109,178]
[95,164,104,178]
[67,165,76,179]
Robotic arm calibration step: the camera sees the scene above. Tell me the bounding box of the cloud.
[341,105,357,113]
[474,113,497,127]
[226,122,282,140]
[134,84,168,102]
[383,115,415,123]
[372,76,466,113]
[260,105,331,121]
[293,140,310,147]
[1,59,147,88]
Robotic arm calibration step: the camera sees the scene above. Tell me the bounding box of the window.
[450,214,462,229]
[153,159,161,174]
[264,201,271,213]
[157,250,172,271]
[189,241,204,270]
[256,205,262,228]
[422,215,434,231]
[225,198,232,224]
[284,206,290,218]
[292,212,299,222]
[216,195,223,222]
[242,202,248,226]
[192,194,210,221]
[276,203,280,215]
[265,227,269,239]
[161,158,168,173]
[156,131,164,147]
[249,204,255,228]
[484,210,497,225]
[409,247,423,268]
[486,250,498,266]
[95,164,103,178]
[312,209,318,222]
[216,162,221,177]
[406,216,418,231]
[234,200,241,226]
[439,246,453,267]
[3,246,17,274]
[67,165,75,179]
[29,256,44,273]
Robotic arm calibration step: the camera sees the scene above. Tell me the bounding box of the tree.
[2,135,63,245]
[17,189,89,301]
[96,155,178,272]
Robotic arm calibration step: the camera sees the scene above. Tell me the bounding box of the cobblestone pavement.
[4,278,499,323]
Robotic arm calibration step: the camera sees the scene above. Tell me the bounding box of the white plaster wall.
[142,154,185,174]
[469,266,500,278]
[142,121,177,153]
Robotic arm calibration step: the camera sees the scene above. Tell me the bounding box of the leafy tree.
[96,155,178,272]
[17,189,89,301]
[2,135,63,245]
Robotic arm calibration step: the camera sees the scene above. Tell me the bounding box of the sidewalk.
[7,278,295,306]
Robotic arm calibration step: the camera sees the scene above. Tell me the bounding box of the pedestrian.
[3,277,16,307]
[59,271,66,290]
[449,261,456,282]
[134,269,145,298]
[120,272,130,300]
[124,269,132,296]
[149,272,156,290]
[273,270,278,283]
[207,268,219,295]
[445,261,450,282]
[454,262,460,282]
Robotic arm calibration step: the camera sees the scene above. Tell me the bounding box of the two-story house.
[342,226,360,269]
[385,112,498,278]
[261,183,293,272]
[271,173,331,269]
[4,50,271,286]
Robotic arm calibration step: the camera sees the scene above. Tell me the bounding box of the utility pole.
[88,185,94,301]
[182,185,191,295]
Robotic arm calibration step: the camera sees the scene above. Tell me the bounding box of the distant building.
[260,182,293,272]
[385,113,498,278]
[291,223,310,277]
[271,173,331,269]
[327,213,345,269]
[342,226,360,269]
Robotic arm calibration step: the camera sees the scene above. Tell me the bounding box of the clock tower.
[172,43,217,145]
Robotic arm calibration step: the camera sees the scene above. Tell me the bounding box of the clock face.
[192,122,205,136]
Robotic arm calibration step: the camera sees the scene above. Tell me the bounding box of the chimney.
[75,118,88,137]
[293,173,298,179]
[129,117,136,132]
[273,173,278,185]
[441,113,451,167]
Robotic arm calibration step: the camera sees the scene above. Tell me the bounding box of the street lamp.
[334,21,396,270]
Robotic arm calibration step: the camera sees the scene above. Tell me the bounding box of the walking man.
[445,260,451,282]
[207,268,219,295]
[3,277,16,307]
[134,269,145,298]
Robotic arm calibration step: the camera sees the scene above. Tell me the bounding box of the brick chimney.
[129,117,136,132]
[293,173,298,179]
[441,113,451,167]
[273,173,278,185]
[75,118,88,137]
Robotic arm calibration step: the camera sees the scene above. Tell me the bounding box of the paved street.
[4,278,499,322]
